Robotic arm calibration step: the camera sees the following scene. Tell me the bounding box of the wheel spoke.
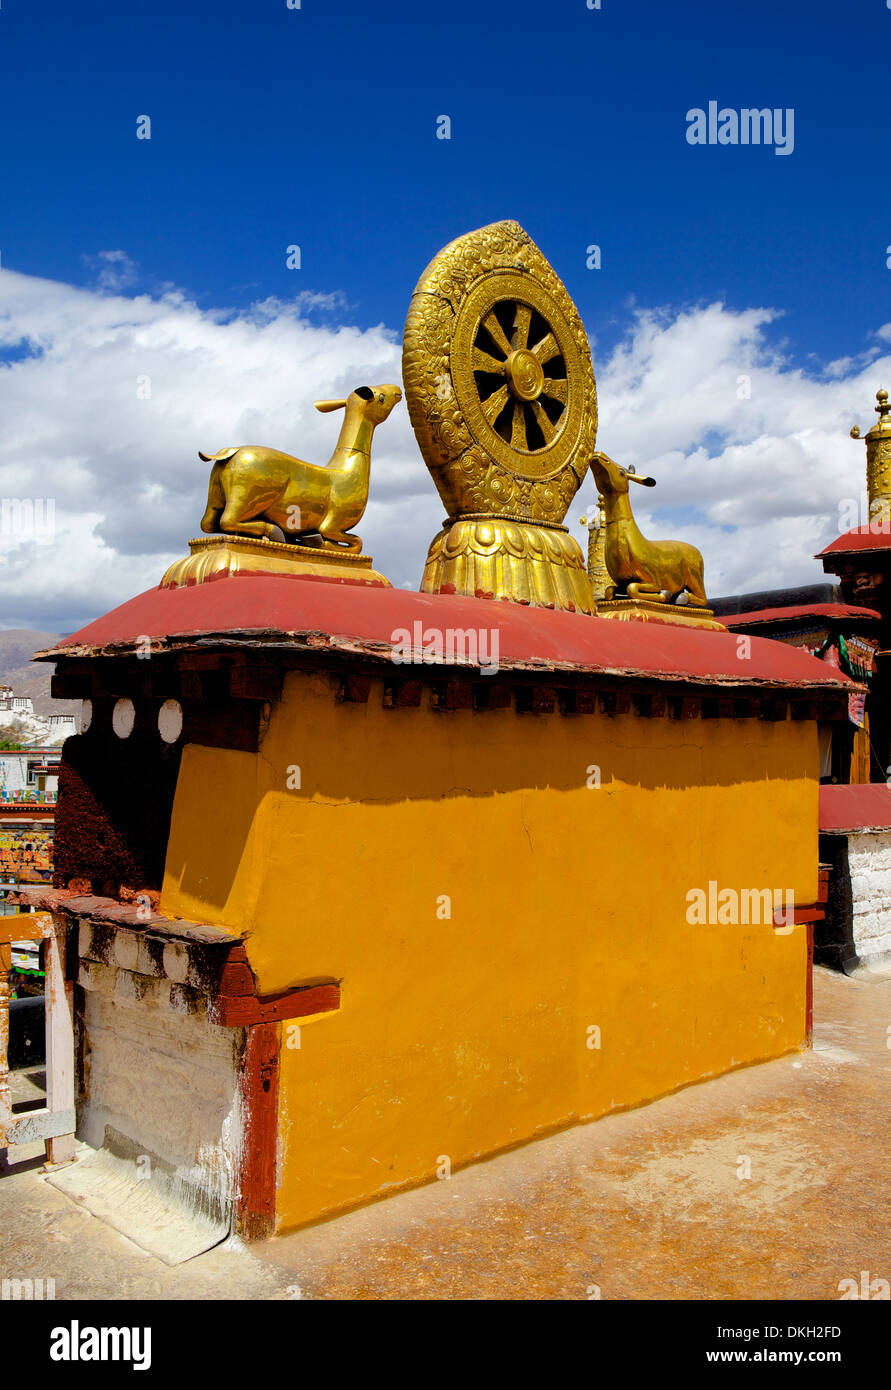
[531,399,557,443]
[540,377,568,405]
[472,346,507,375]
[510,401,527,449]
[531,330,560,365]
[512,303,532,351]
[482,312,513,358]
[481,382,510,425]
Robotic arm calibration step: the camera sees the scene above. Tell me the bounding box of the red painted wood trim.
[385,680,424,708]
[438,681,473,711]
[772,905,825,927]
[478,683,512,711]
[211,982,340,1027]
[339,674,371,703]
[235,1022,279,1240]
[218,960,255,996]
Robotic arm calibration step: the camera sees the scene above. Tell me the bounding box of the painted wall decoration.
[0,824,54,882]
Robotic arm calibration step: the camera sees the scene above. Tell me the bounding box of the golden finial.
[579,494,612,601]
[850,388,891,518]
[851,388,890,439]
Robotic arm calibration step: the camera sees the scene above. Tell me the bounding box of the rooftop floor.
[1,965,888,1300]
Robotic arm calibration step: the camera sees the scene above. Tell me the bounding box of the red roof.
[38,574,856,694]
[820,783,891,834]
[817,526,891,557]
[722,603,881,628]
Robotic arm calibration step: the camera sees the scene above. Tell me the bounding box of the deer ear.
[314,398,347,413]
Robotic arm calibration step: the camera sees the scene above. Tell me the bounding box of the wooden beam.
[473,683,512,711]
[383,680,424,708]
[229,666,283,703]
[338,674,372,704]
[435,682,473,711]
[210,982,340,1028]
[234,1022,280,1240]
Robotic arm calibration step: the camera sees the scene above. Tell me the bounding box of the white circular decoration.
[112,697,136,739]
[79,698,93,733]
[158,699,183,744]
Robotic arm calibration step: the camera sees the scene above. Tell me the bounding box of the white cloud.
[0,267,430,629]
[573,300,891,598]
[81,250,140,293]
[0,264,888,631]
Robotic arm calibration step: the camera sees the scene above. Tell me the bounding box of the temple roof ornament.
[161,385,401,590]
[402,220,597,614]
[850,388,891,523]
[579,499,611,603]
[817,388,891,570]
[157,220,719,628]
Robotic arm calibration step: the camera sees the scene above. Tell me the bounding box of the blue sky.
[1,0,890,632]
[3,0,886,365]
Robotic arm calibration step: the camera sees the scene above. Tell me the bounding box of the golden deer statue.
[199,383,402,551]
[590,451,708,605]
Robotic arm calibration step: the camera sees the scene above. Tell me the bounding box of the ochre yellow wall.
[161,672,817,1232]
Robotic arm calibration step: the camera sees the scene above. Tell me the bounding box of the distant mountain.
[0,629,75,716]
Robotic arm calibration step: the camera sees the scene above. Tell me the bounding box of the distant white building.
[47,714,77,737]
[0,681,75,743]
[0,688,31,713]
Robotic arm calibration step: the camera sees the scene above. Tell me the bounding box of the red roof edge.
[722,603,882,628]
[817,525,891,557]
[35,574,859,695]
[819,783,891,834]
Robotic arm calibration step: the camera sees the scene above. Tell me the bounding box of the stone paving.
[1,966,888,1300]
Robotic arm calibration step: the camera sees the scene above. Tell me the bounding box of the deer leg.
[683,564,709,606]
[626,581,668,603]
[201,467,225,534]
[220,486,286,542]
[317,526,362,553]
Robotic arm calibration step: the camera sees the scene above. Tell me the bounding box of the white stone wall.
[48,716,76,736]
[76,931,246,1228]
[847,830,891,963]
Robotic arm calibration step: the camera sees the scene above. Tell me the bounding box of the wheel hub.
[504,348,544,403]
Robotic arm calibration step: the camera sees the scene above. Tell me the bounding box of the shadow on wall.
[54,721,183,897]
[817,833,856,972]
[162,672,817,920]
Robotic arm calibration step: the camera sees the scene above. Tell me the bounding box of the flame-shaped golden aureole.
[402,221,598,614]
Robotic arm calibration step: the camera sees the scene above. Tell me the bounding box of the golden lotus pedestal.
[596,597,726,631]
[421,518,595,615]
[160,535,391,590]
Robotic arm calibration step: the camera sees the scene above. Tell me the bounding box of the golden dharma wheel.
[402,220,597,525]
[453,274,577,473]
